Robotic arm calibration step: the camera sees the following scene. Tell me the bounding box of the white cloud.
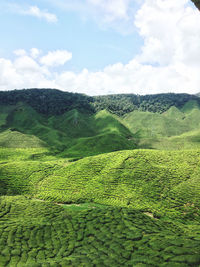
[14,49,27,57]
[87,0,131,21]
[0,52,54,90]
[30,48,41,59]
[4,3,58,23]
[40,50,72,67]
[45,0,139,33]
[6,4,58,23]
[134,0,200,66]
[24,6,57,23]
[1,1,200,95]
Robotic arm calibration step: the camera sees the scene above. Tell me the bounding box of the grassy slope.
[62,110,135,157]
[0,130,46,148]
[1,99,200,154]
[1,148,200,219]
[124,100,200,150]
[33,150,200,218]
[1,96,200,266]
[0,148,200,266]
[0,104,136,156]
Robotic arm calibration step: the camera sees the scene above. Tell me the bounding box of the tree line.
[0,89,199,116]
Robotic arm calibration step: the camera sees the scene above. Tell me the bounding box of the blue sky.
[0,0,142,71]
[0,0,199,95]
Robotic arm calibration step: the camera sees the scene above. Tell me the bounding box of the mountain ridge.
[0,89,200,156]
[1,88,200,116]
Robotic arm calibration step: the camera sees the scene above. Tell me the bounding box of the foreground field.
[1,148,199,216]
[0,148,200,266]
[0,196,200,267]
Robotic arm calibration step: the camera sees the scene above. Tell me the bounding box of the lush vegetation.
[0,102,136,156]
[16,149,200,217]
[0,89,94,115]
[0,196,200,267]
[0,90,200,155]
[123,100,200,150]
[1,89,200,266]
[0,89,199,117]
[93,93,200,116]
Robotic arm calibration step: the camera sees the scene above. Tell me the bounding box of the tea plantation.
[1,90,200,266]
[0,148,200,266]
[0,196,200,267]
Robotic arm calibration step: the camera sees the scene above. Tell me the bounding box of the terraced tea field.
[0,148,200,266]
[0,196,200,267]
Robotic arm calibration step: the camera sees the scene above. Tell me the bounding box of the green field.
[0,148,200,266]
[1,90,200,266]
[0,196,200,267]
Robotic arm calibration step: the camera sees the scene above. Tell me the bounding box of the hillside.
[0,195,200,266]
[0,89,200,156]
[1,148,200,217]
[1,89,200,116]
[0,148,200,266]
[122,100,200,150]
[0,101,136,157]
[93,93,200,116]
[1,89,200,266]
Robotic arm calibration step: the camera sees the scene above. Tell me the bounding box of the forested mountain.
[0,88,199,116]
[0,89,94,115]
[93,93,200,116]
[0,89,200,156]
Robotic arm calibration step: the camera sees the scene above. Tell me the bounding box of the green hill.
[0,102,136,157]
[0,148,200,266]
[0,89,200,156]
[0,130,45,148]
[1,89,200,266]
[1,149,199,218]
[33,150,200,217]
[123,100,200,150]
[0,90,200,266]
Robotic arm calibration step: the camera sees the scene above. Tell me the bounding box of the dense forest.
[0,89,199,116]
[93,93,200,116]
[0,89,94,115]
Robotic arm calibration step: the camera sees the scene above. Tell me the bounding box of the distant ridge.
[0,88,199,116]
[0,89,200,155]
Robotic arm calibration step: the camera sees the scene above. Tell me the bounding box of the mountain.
[0,89,200,156]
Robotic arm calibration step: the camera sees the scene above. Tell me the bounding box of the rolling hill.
[1,89,200,266]
[0,89,200,156]
[0,148,200,266]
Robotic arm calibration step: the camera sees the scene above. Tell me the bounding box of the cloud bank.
[0,0,200,95]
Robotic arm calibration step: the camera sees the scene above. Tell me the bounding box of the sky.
[0,0,200,95]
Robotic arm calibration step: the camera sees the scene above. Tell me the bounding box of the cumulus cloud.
[1,0,200,95]
[134,0,200,66]
[40,50,72,67]
[30,48,41,59]
[14,49,27,57]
